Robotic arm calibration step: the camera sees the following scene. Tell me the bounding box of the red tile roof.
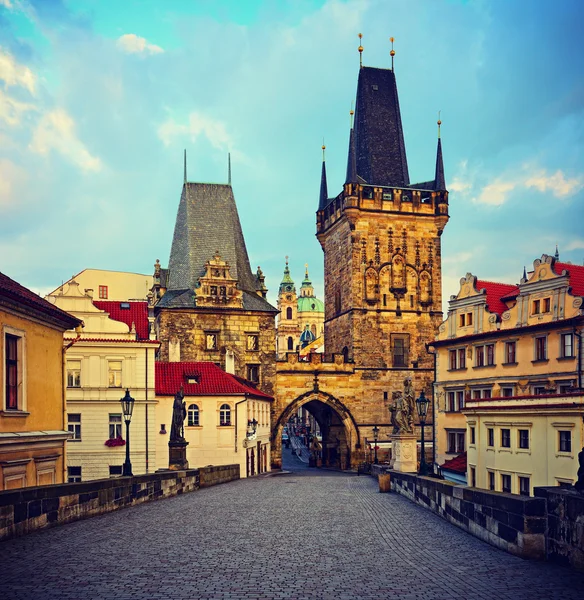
[441,452,467,474]
[0,271,81,329]
[93,301,149,339]
[64,337,159,344]
[475,280,517,315]
[155,362,273,400]
[554,261,584,297]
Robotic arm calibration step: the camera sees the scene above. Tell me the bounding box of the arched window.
[286,307,293,320]
[310,324,317,337]
[220,403,231,426]
[287,336,294,350]
[187,404,199,427]
[342,346,349,362]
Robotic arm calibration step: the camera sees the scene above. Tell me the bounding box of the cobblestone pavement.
[2,454,584,600]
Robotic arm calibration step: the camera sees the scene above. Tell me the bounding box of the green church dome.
[297,296,324,313]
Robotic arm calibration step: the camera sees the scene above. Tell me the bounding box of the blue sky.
[1,0,583,310]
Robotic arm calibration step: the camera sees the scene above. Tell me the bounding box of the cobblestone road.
[2,450,583,600]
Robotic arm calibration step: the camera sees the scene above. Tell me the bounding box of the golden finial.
[285,255,289,266]
[349,101,354,128]
[322,139,326,161]
[437,110,442,139]
[358,33,363,68]
[390,36,395,70]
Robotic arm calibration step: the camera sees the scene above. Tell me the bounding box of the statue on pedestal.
[170,386,186,442]
[389,377,415,434]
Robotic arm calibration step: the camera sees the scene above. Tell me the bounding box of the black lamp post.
[372,425,379,464]
[120,389,135,476]
[416,390,430,476]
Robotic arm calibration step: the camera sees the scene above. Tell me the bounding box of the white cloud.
[29,108,102,172]
[116,34,164,55]
[473,179,516,206]
[524,170,583,198]
[565,239,584,252]
[0,0,13,9]
[0,88,36,125]
[158,111,235,152]
[0,159,26,208]
[0,48,36,94]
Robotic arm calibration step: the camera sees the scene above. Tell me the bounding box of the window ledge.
[472,364,496,369]
[499,448,512,453]
[186,425,202,429]
[516,449,531,454]
[447,368,467,372]
[557,356,575,362]
[556,453,573,458]
[502,361,518,366]
[531,359,549,364]
[0,410,30,417]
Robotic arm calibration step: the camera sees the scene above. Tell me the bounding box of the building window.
[247,334,259,351]
[68,414,81,441]
[501,428,511,448]
[449,350,457,370]
[68,466,82,483]
[5,333,20,410]
[109,414,122,439]
[98,285,108,299]
[67,360,81,388]
[457,348,466,369]
[470,426,476,445]
[560,333,574,358]
[187,404,200,426]
[457,391,464,410]
[519,476,530,496]
[472,388,491,399]
[501,387,514,397]
[459,313,466,327]
[501,473,512,493]
[559,430,572,453]
[488,471,495,490]
[219,404,231,426]
[487,428,494,447]
[447,431,465,454]
[559,381,574,394]
[109,465,123,477]
[475,346,485,367]
[447,391,464,412]
[287,336,294,351]
[391,334,409,367]
[108,361,122,388]
[470,466,476,487]
[543,298,551,313]
[533,385,547,395]
[205,332,218,350]
[486,344,495,366]
[447,391,455,412]
[535,336,547,361]
[247,364,260,384]
[532,299,540,315]
[504,341,516,364]
[518,429,529,449]
[286,307,293,320]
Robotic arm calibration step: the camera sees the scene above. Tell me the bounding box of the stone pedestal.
[391,434,417,473]
[169,440,189,470]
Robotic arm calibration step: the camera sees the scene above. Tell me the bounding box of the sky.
[1,0,583,312]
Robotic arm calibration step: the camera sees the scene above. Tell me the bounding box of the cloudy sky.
[1,0,583,310]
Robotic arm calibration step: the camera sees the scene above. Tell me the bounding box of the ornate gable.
[194,252,243,308]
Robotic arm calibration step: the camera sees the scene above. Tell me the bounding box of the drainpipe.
[234,395,248,453]
[145,347,149,473]
[62,326,82,482]
[425,343,437,468]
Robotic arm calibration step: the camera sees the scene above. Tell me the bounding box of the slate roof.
[354,66,409,187]
[318,160,328,210]
[93,300,149,339]
[475,280,518,316]
[155,361,273,400]
[163,182,277,313]
[555,261,584,296]
[441,452,467,474]
[0,271,81,330]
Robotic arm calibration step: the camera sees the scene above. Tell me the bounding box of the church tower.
[276,258,299,355]
[316,42,449,370]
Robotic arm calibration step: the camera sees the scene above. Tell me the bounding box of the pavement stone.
[1,448,583,599]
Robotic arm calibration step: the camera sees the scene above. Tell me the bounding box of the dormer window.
[120,302,130,310]
[186,375,199,384]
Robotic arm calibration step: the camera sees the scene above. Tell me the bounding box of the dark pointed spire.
[318,144,328,210]
[522,266,528,282]
[433,113,446,191]
[554,244,560,261]
[183,149,187,184]
[345,108,357,184]
[228,153,231,186]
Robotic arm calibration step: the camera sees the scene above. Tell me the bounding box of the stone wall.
[0,465,240,542]
[388,471,546,560]
[535,487,584,571]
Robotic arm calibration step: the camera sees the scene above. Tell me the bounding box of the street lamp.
[416,390,430,476]
[120,389,135,476]
[372,425,379,464]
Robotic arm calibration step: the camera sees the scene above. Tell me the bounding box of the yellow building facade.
[46,279,159,481]
[1,272,80,489]
[432,253,584,493]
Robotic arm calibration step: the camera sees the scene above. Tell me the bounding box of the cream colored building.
[155,362,272,477]
[49,268,154,302]
[46,280,159,481]
[431,253,584,493]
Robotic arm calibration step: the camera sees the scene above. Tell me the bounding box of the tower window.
[286,307,293,320]
[287,337,294,351]
[391,334,409,368]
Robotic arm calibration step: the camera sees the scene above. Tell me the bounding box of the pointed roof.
[318,159,328,210]
[301,264,312,287]
[162,182,276,312]
[345,127,357,184]
[434,138,446,191]
[353,66,409,187]
[279,258,295,294]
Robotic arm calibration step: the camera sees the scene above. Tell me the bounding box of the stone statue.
[389,377,415,434]
[575,447,584,492]
[170,386,186,442]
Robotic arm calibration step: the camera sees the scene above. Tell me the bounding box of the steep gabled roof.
[434,138,446,191]
[475,280,518,316]
[354,66,409,187]
[155,361,273,400]
[554,261,584,296]
[93,300,149,339]
[0,271,81,330]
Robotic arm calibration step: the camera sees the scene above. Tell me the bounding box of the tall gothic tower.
[316,55,449,370]
[276,258,299,354]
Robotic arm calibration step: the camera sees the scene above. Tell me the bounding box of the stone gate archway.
[271,389,361,470]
